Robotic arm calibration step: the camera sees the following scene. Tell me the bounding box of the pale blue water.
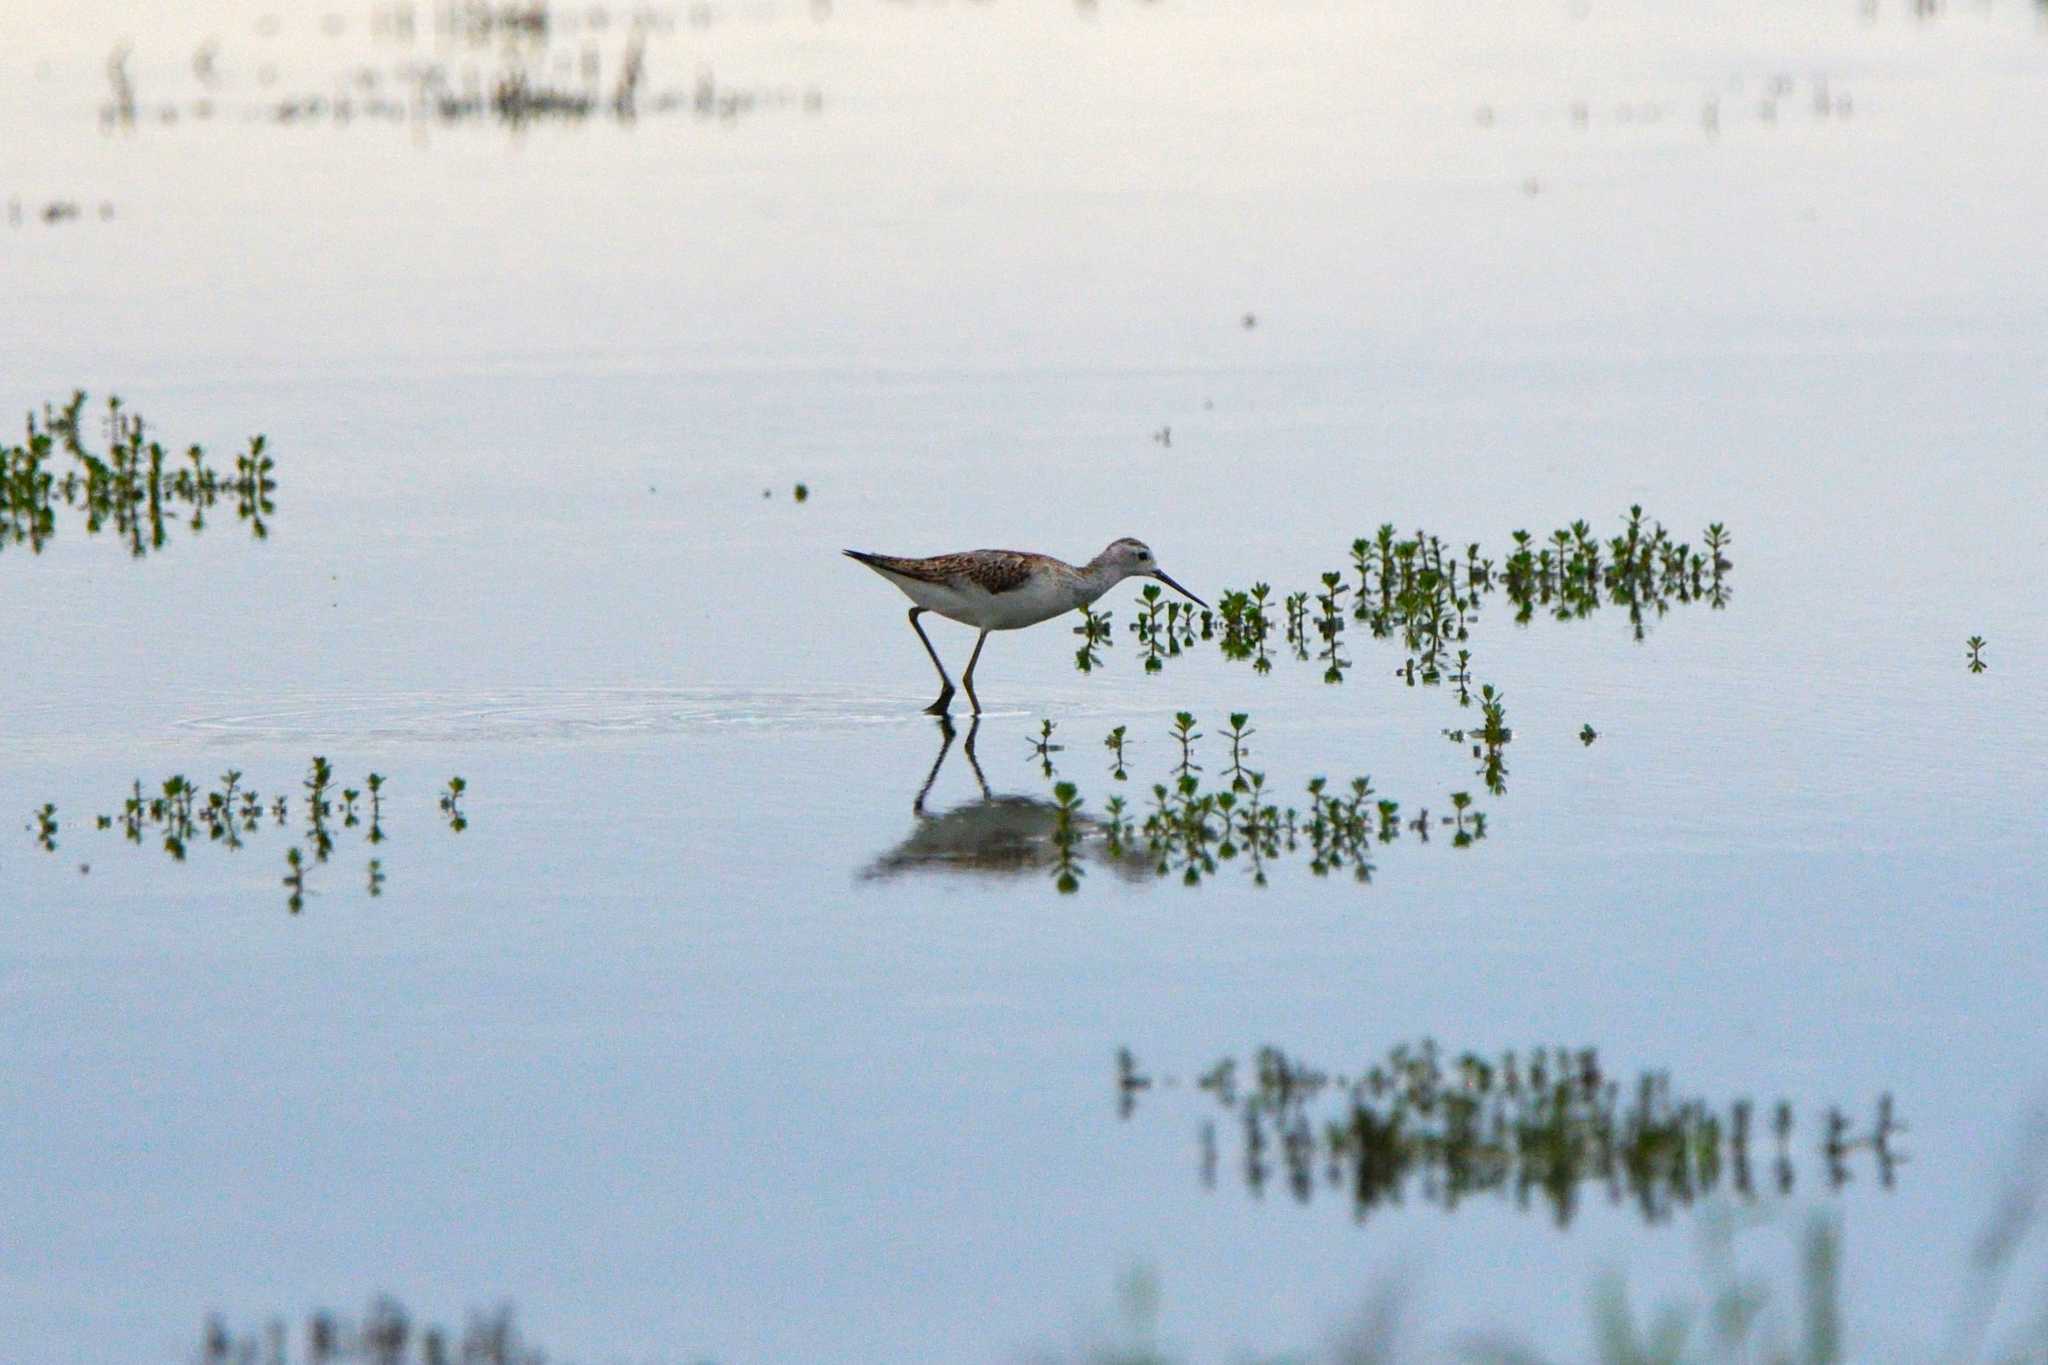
[4,1,2047,1360]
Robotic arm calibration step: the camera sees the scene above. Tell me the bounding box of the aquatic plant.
[875,714,1487,892]
[1074,605,1114,672]
[2,392,274,557]
[199,1298,543,1365]
[1118,1041,1904,1229]
[33,762,462,912]
[1051,781,1085,894]
[1104,724,1129,780]
[1032,719,1062,777]
[1169,712,1202,777]
[1967,635,1988,673]
[282,847,307,914]
[1066,511,1725,808]
[1215,583,1276,673]
[100,15,822,136]
[1129,583,1201,672]
[1026,713,1485,891]
[440,777,468,832]
[1109,509,1729,706]
[1221,713,1255,792]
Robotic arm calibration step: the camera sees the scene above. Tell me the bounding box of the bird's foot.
[923,689,955,715]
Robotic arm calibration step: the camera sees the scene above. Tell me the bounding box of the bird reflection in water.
[860,717,1149,884]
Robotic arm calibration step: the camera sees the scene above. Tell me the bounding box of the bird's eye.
[1138,551,1150,561]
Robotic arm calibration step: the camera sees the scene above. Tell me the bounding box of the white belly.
[898,573,1090,631]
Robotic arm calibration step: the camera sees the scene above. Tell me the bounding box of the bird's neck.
[1073,558,1126,605]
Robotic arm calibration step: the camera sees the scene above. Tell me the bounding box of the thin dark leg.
[961,628,992,715]
[908,608,954,714]
[914,715,956,815]
[961,718,989,798]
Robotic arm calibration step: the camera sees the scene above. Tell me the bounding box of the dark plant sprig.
[303,756,336,862]
[1169,711,1202,777]
[1041,725,1488,889]
[2,392,274,558]
[1129,583,1169,672]
[1446,790,1486,847]
[1050,781,1084,894]
[1118,1040,1905,1225]
[1031,719,1061,777]
[1104,724,1128,781]
[53,764,424,917]
[1073,605,1113,672]
[283,847,306,914]
[1283,591,1310,659]
[440,777,468,832]
[1221,712,1254,792]
[1215,583,1276,673]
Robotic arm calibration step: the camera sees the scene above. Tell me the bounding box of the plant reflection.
[2,392,275,558]
[99,5,823,135]
[871,713,1488,893]
[200,1297,538,1365]
[1118,1042,1905,1227]
[28,759,461,913]
[861,717,1152,886]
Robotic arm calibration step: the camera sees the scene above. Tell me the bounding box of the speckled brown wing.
[844,548,1043,594]
[842,549,955,585]
[953,551,1040,594]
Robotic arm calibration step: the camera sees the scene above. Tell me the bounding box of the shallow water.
[5,0,2048,1360]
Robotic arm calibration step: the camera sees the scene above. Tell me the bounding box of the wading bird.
[845,538,1206,714]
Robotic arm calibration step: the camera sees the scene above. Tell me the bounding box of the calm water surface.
[4,0,2047,1360]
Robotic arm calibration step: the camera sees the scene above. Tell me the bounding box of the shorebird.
[845,537,1207,714]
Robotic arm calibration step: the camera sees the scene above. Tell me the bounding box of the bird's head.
[1099,537,1206,609]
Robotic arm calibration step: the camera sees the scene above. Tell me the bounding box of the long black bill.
[1153,571,1207,610]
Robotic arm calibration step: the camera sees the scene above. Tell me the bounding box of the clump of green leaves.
[1086,509,1727,806]
[439,777,468,832]
[32,761,460,911]
[1030,719,1061,776]
[1221,713,1254,792]
[1169,711,1201,777]
[1103,724,1129,781]
[1051,781,1084,894]
[1074,605,1114,672]
[2,392,275,557]
[1042,712,1485,892]
[1120,1039,1904,1227]
[1215,583,1275,673]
